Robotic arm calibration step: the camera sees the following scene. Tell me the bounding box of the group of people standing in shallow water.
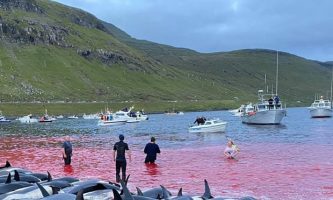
[112,134,161,182]
[61,134,161,183]
[61,132,237,182]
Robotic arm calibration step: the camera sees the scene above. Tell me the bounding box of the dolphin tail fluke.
[120,180,134,200]
[160,185,171,200]
[14,170,20,181]
[5,173,11,184]
[113,189,123,200]
[177,188,183,196]
[136,187,143,196]
[202,179,213,199]
[5,161,11,168]
[47,171,52,182]
[36,182,50,197]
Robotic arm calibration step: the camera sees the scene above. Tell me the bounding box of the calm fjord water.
[0,107,332,199]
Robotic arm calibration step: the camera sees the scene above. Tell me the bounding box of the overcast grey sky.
[54,0,333,61]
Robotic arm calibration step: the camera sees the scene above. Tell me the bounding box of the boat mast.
[330,67,333,109]
[275,50,279,96]
[264,74,268,93]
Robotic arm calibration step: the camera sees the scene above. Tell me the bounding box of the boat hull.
[18,116,38,123]
[241,109,286,125]
[309,108,332,118]
[189,122,227,133]
[98,120,127,126]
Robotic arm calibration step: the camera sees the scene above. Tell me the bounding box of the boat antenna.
[275,50,279,96]
[330,67,333,109]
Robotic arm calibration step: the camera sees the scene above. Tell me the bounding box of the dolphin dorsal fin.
[202,179,213,199]
[120,180,134,200]
[5,173,11,184]
[36,182,50,197]
[125,174,130,186]
[5,161,11,168]
[136,187,143,196]
[47,171,52,182]
[14,170,20,181]
[113,189,123,200]
[160,185,170,199]
[76,190,84,200]
[177,188,183,196]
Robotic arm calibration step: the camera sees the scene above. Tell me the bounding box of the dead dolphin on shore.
[0,183,53,200]
[0,161,11,169]
[0,173,33,195]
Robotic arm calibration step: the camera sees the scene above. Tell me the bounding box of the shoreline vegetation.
[0,100,236,116]
[0,100,304,117]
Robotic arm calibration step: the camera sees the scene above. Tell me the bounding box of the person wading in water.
[62,136,73,165]
[113,134,131,182]
[144,137,161,164]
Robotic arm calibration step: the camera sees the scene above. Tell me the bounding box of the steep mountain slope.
[104,23,333,104]
[0,0,331,106]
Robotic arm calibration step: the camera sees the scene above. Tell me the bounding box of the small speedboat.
[18,114,38,123]
[136,111,149,120]
[189,119,227,133]
[39,116,53,123]
[0,111,10,123]
[0,116,11,123]
[56,115,64,119]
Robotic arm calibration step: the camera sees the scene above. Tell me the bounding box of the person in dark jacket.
[62,136,72,165]
[144,137,161,164]
[113,134,131,182]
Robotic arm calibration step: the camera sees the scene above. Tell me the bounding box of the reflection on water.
[0,108,333,199]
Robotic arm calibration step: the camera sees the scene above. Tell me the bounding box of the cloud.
[53,0,333,61]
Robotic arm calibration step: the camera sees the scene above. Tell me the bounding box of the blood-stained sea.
[0,108,332,199]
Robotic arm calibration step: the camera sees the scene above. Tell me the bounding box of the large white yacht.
[308,96,332,118]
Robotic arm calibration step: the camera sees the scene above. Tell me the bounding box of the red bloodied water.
[0,136,332,199]
[0,109,333,199]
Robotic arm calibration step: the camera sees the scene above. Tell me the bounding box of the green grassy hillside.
[0,0,331,112]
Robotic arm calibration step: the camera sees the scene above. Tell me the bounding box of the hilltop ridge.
[0,0,331,106]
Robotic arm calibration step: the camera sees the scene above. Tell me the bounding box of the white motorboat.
[56,115,64,119]
[114,107,143,123]
[189,119,227,133]
[98,114,127,126]
[229,105,245,117]
[241,95,286,125]
[136,110,149,120]
[0,114,11,123]
[18,114,38,124]
[308,97,332,118]
[0,111,10,123]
